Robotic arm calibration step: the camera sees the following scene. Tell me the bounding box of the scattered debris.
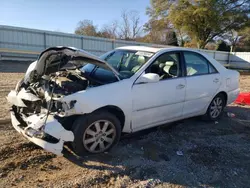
[146,178,161,187]
[227,112,236,118]
[176,151,184,156]
[14,175,24,182]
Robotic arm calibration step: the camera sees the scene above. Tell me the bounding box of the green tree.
[144,2,181,46]
[236,27,250,51]
[139,28,178,46]
[145,0,189,46]
[146,0,250,49]
[75,20,98,37]
[204,42,217,51]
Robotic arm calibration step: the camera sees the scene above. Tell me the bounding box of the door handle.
[177,84,185,89]
[213,78,219,83]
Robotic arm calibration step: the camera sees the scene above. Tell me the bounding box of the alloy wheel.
[83,120,116,153]
[210,97,223,118]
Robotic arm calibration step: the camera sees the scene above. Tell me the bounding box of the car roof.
[116,46,165,53]
[116,45,199,53]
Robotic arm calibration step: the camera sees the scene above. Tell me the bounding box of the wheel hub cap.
[210,97,223,118]
[83,120,116,153]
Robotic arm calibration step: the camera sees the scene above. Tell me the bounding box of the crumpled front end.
[7,89,74,156]
[6,46,118,155]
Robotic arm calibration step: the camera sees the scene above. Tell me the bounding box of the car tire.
[72,111,121,156]
[203,93,226,121]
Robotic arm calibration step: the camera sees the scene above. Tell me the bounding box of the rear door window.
[183,52,218,76]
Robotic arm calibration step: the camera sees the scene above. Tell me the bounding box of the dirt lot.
[0,73,250,188]
[0,73,25,120]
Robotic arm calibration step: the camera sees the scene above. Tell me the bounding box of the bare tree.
[74,10,142,40]
[118,10,142,40]
[119,10,131,39]
[130,11,142,39]
[100,20,119,39]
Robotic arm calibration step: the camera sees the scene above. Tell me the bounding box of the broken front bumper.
[10,108,74,156]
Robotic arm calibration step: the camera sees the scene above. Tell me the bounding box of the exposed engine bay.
[33,69,88,98]
[16,68,94,116]
[16,46,119,115]
[11,47,119,120]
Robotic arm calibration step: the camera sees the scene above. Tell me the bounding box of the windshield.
[99,49,154,78]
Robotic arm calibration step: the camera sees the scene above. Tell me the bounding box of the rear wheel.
[203,93,226,121]
[72,111,121,156]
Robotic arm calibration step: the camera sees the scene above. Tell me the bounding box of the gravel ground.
[0,73,24,120]
[0,73,250,188]
[239,75,250,92]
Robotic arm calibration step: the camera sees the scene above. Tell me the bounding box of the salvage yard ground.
[0,73,250,188]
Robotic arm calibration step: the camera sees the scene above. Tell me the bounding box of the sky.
[0,0,150,33]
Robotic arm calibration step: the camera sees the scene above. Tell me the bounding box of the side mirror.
[135,73,160,84]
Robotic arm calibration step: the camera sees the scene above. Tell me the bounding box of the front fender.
[56,80,133,133]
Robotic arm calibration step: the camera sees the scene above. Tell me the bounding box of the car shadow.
[62,105,250,187]
[62,125,163,171]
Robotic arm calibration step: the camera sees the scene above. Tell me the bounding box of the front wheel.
[203,93,226,121]
[72,111,121,156]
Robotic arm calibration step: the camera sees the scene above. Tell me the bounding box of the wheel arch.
[93,105,125,130]
[203,90,228,115]
[216,91,228,105]
[202,91,228,121]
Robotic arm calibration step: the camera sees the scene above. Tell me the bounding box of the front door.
[131,52,186,131]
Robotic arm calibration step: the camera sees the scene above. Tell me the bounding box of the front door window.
[145,52,182,80]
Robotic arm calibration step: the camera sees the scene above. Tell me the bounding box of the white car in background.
[7,46,240,156]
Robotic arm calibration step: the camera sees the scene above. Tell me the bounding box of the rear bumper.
[227,88,240,105]
[10,108,74,156]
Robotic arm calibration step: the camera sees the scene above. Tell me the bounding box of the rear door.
[182,51,221,116]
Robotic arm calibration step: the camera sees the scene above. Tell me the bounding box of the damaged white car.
[7,46,240,156]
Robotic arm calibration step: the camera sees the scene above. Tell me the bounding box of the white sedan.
[7,46,240,156]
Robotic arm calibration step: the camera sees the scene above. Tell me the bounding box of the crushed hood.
[24,46,120,83]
